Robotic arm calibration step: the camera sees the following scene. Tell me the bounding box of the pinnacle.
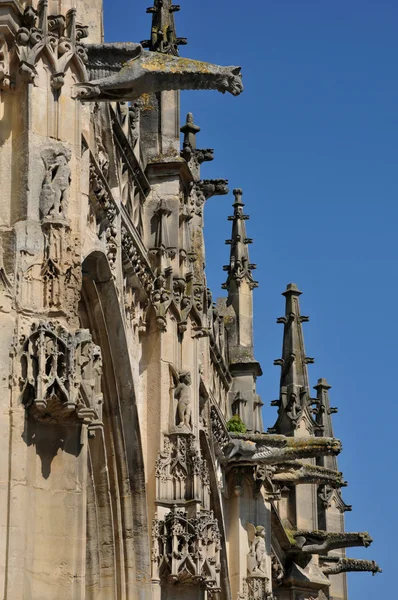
[223,188,258,290]
[142,0,187,55]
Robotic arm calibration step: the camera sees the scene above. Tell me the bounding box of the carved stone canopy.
[18,321,103,427]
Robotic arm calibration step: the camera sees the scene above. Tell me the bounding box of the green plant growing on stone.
[227,414,247,433]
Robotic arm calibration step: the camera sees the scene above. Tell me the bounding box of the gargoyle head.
[325,437,342,455]
[218,66,243,96]
[360,532,373,548]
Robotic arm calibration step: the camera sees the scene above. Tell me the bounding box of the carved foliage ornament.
[18,321,102,426]
[14,2,88,88]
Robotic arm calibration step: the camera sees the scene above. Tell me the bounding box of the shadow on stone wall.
[22,415,81,479]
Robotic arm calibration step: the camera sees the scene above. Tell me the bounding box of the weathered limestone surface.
[0,1,379,599]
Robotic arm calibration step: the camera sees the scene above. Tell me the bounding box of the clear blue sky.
[104,1,396,596]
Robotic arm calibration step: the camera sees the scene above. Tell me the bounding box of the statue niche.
[174,371,192,432]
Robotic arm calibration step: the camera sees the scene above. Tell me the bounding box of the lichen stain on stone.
[140,93,155,111]
[141,53,215,75]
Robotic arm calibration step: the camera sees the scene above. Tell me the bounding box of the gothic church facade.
[0,1,379,599]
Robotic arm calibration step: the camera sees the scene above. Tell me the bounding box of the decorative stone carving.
[271,551,284,586]
[318,484,334,508]
[239,578,275,600]
[191,179,229,216]
[174,371,192,431]
[247,523,267,576]
[40,148,71,220]
[74,43,243,101]
[171,276,189,333]
[0,35,10,89]
[0,238,13,312]
[16,217,80,318]
[152,506,221,592]
[89,159,118,268]
[210,405,230,452]
[193,283,204,314]
[155,435,210,507]
[18,322,102,427]
[149,200,176,258]
[150,271,172,332]
[41,221,80,313]
[121,224,153,294]
[15,3,88,88]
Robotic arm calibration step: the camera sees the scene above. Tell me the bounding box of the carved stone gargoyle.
[288,530,373,554]
[225,433,341,465]
[322,558,382,576]
[74,43,243,101]
[270,461,345,488]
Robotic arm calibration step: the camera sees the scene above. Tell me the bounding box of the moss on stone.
[226,414,247,433]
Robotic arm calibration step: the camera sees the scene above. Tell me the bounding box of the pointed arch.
[80,251,150,599]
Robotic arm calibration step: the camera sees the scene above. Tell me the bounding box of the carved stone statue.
[247,523,267,576]
[74,43,243,101]
[40,149,72,219]
[174,371,192,430]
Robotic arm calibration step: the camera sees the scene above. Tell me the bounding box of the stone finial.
[232,188,244,206]
[180,113,201,150]
[282,282,302,297]
[314,377,332,390]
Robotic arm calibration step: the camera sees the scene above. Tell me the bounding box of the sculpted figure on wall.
[40,148,72,219]
[247,523,267,576]
[174,371,192,430]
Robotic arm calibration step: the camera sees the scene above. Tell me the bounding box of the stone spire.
[271,284,318,435]
[141,0,187,55]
